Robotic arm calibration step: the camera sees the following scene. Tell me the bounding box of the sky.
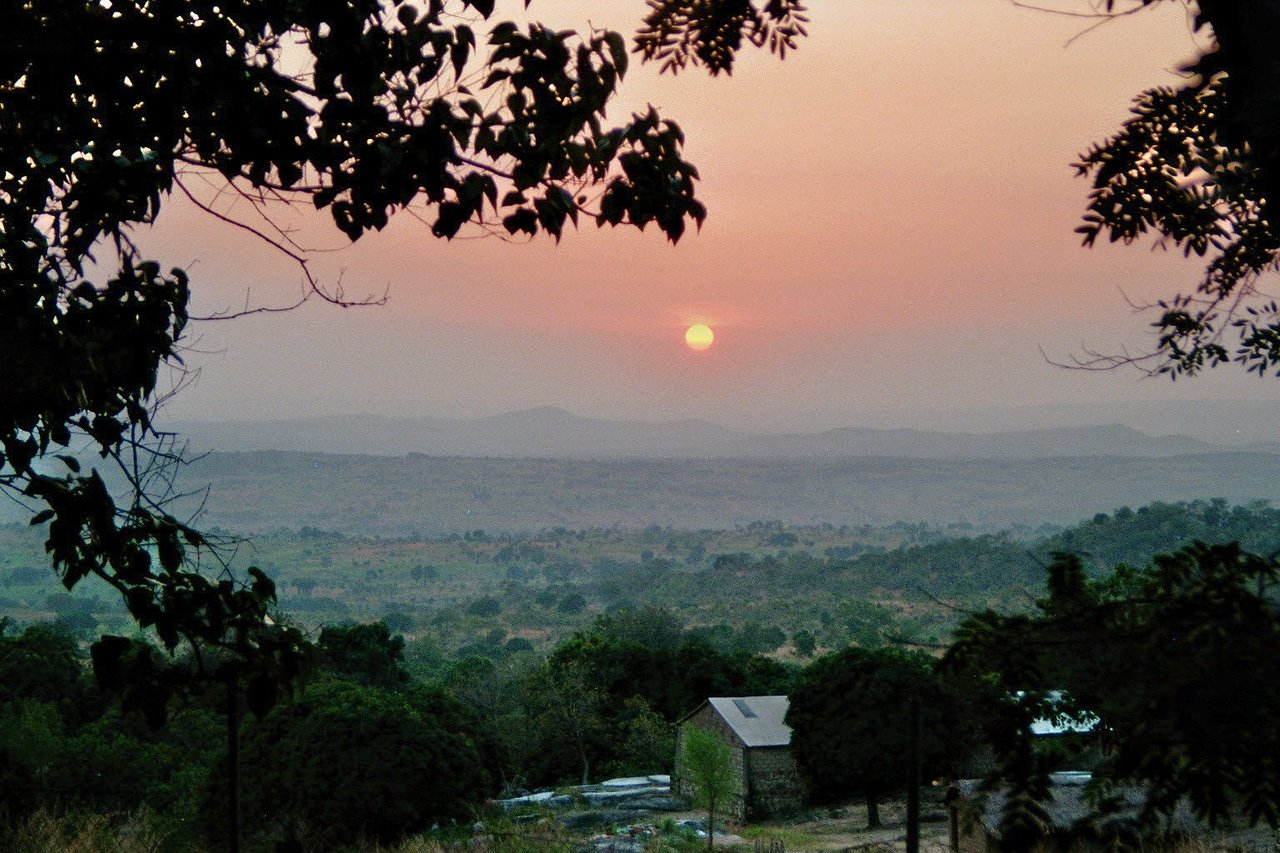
[141,0,1280,436]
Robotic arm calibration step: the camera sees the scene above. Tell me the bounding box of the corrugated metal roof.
[1026,690,1100,736]
[707,696,792,748]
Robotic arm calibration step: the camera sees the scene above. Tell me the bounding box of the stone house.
[674,696,806,820]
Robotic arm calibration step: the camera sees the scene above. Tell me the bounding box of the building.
[674,695,806,820]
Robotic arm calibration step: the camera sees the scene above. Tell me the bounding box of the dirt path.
[715,798,952,852]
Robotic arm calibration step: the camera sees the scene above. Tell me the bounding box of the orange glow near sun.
[684,323,714,351]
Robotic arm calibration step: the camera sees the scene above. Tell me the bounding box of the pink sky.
[141,1,1280,433]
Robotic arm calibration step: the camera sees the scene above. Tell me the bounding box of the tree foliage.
[946,543,1280,840]
[550,610,796,723]
[1,0,801,712]
[220,680,488,848]
[315,620,409,689]
[787,646,970,828]
[678,725,736,852]
[0,622,85,708]
[1074,1,1280,376]
[0,626,224,842]
[635,0,808,75]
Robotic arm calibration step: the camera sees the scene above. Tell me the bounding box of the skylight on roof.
[733,699,758,718]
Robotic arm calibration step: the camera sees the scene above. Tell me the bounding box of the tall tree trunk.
[706,798,716,853]
[866,791,881,829]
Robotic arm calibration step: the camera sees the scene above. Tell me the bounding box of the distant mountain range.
[166,407,1262,460]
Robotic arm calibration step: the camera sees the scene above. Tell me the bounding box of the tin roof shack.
[964,694,1103,779]
[674,696,807,820]
[945,772,1247,853]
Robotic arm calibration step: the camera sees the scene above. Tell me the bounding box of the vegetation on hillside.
[4,498,1274,663]
[4,498,1280,849]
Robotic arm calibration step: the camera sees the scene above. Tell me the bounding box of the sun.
[685,323,714,351]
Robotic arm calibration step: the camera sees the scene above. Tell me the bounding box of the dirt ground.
[683,798,953,853]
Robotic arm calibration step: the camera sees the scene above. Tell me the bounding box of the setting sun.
[684,323,714,351]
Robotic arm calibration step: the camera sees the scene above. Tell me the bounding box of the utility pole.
[227,666,241,853]
[906,693,920,853]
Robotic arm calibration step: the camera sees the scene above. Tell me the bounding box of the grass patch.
[737,824,818,849]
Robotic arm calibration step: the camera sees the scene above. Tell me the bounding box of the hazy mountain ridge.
[723,422,1215,459]
[131,410,1280,538]
[169,408,1229,459]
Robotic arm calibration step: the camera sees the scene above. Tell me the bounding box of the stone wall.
[674,705,806,820]
[744,745,806,818]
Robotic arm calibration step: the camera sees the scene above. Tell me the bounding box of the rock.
[600,776,655,788]
[499,778,674,813]
[497,791,574,810]
[580,787,668,806]
[577,839,647,853]
[558,810,649,831]
[676,818,707,836]
[618,797,687,812]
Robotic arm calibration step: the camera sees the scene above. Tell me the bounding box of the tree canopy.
[1073,1,1280,376]
[214,680,488,847]
[0,0,804,709]
[315,620,409,689]
[945,544,1280,840]
[786,646,970,828]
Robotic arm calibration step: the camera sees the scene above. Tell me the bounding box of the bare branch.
[173,173,388,317]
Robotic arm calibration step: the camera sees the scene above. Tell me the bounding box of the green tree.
[446,654,535,791]
[468,596,503,618]
[791,629,816,658]
[612,696,675,777]
[0,622,85,708]
[678,725,736,852]
[945,543,1280,839]
[787,647,967,829]
[593,605,685,651]
[558,592,588,614]
[1,0,803,708]
[735,621,786,655]
[0,700,63,826]
[315,621,409,689]
[220,680,488,848]
[531,658,607,785]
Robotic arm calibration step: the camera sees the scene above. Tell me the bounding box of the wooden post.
[906,694,920,853]
[227,667,241,853]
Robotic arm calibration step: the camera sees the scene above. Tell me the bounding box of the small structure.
[945,772,1243,853]
[963,692,1103,779]
[674,696,806,820]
